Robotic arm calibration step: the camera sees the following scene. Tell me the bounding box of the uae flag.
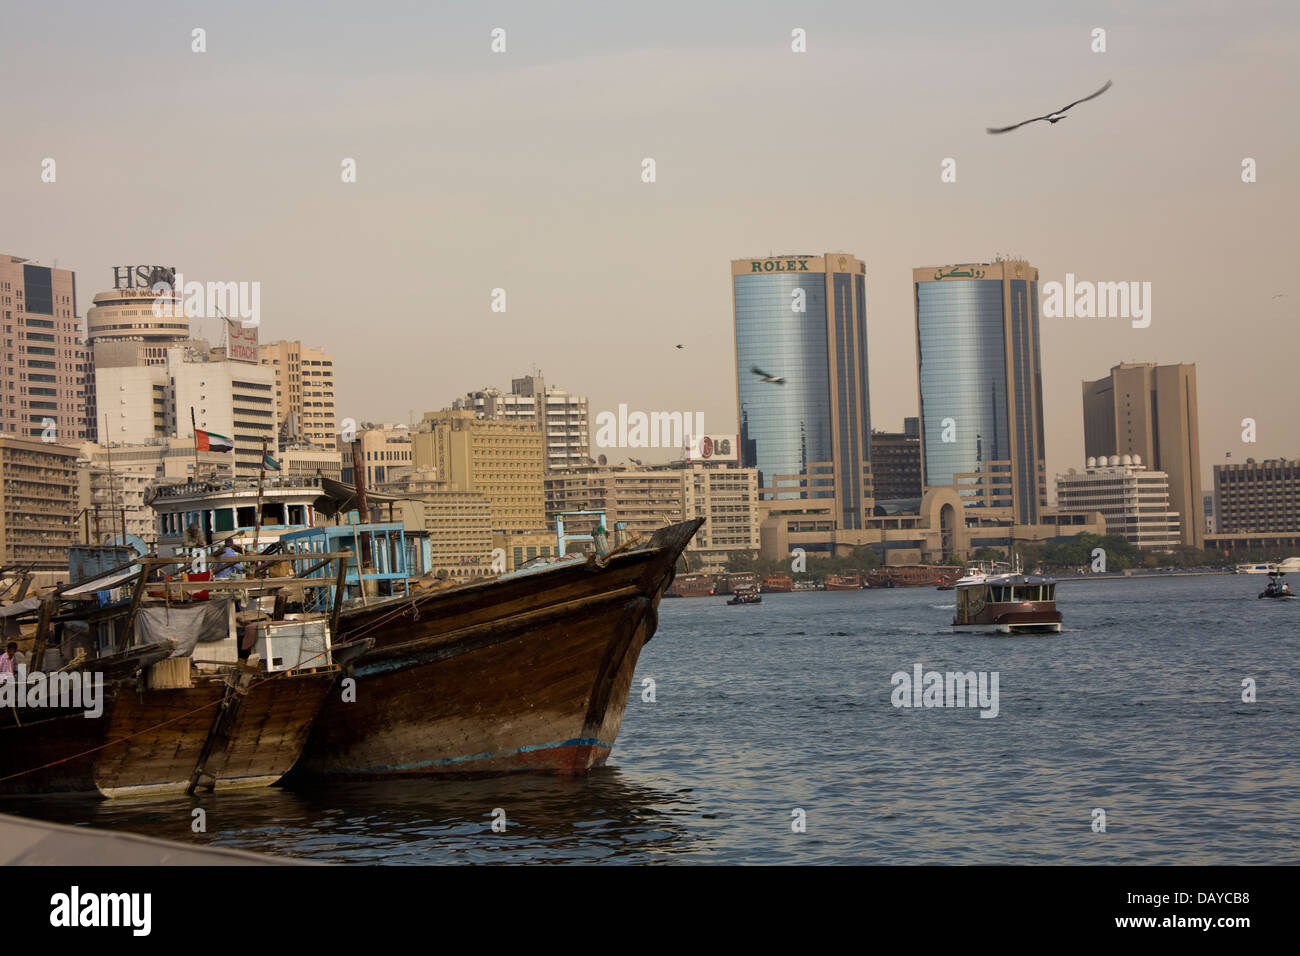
[194,429,234,453]
[263,451,281,472]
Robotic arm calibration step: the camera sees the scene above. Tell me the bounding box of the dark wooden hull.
[0,669,336,797]
[293,519,703,779]
[952,601,1063,634]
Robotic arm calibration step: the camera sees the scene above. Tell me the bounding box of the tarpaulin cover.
[135,601,233,658]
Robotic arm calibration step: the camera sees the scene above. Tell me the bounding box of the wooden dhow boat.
[0,551,354,797]
[291,518,703,779]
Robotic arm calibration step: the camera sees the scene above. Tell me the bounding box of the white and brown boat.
[952,568,1062,634]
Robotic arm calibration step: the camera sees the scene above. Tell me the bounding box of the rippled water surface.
[8,575,1298,864]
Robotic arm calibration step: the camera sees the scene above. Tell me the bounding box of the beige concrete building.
[545,462,761,572]
[259,340,337,450]
[421,491,495,579]
[0,435,81,572]
[279,445,344,481]
[76,464,155,545]
[452,372,590,472]
[413,410,545,533]
[78,439,232,483]
[1,255,91,444]
[1083,362,1203,548]
[344,424,414,488]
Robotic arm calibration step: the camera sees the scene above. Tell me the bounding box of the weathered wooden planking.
[294,519,700,778]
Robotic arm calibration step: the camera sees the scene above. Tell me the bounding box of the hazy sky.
[4,0,1297,490]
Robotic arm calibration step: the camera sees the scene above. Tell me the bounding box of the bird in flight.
[675,344,685,349]
[986,80,1112,134]
[751,366,786,385]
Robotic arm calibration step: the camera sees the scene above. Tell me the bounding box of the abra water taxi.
[952,568,1062,634]
[727,586,762,605]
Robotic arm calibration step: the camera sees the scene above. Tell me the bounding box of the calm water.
[8,575,1298,864]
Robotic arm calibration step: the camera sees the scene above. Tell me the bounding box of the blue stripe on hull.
[337,737,613,775]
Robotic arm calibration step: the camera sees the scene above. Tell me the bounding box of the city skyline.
[3,0,1296,493]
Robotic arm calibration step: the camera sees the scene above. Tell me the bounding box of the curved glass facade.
[916,279,1010,492]
[735,272,833,498]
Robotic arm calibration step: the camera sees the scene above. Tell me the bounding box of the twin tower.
[730,254,1047,534]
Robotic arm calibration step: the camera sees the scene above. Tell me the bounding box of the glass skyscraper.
[731,253,872,530]
[913,260,1046,524]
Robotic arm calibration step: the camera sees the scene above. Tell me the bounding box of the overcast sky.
[4,0,1297,489]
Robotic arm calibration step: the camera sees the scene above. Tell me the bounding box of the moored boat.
[869,565,962,588]
[761,574,794,592]
[952,568,1062,634]
[667,572,715,597]
[0,551,351,797]
[291,518,704,779]
[825,572,862,591]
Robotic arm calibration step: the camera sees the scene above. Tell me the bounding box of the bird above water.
[986,80,1112,134]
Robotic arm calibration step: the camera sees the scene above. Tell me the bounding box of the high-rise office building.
[452,373,589,472]
[1082,362,1202,548]
[259,340,337,450]
[1,255,90,443]
[913,259,1047,525]
[731,253,872,531]
[96,344,277,478]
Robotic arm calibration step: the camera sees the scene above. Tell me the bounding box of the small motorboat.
[1258,571,1295,599]
[727,586,762,605]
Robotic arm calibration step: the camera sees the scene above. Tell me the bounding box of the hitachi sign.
[113,265,176,290]
[750,259,812,272]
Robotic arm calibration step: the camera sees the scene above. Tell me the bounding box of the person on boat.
[0,641,20,677]
[214,543,244,579]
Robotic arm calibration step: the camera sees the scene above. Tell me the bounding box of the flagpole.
[190,406,200,483]
[252,436,267,560]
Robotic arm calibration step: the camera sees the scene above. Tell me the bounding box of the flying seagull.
[675,344,685,349]
[751,366,786,385]
[986,80,1112,134]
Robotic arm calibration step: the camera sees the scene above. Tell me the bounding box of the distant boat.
[1235,563,1275,574]
[1275,557,1300,573]
[825,573,862,591]
[1258,571,1295,600]
[761,574,794,592]
[718,572,760,595]
[727,587,762,605]
[869,565,962,588]
[667,572,714,597]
